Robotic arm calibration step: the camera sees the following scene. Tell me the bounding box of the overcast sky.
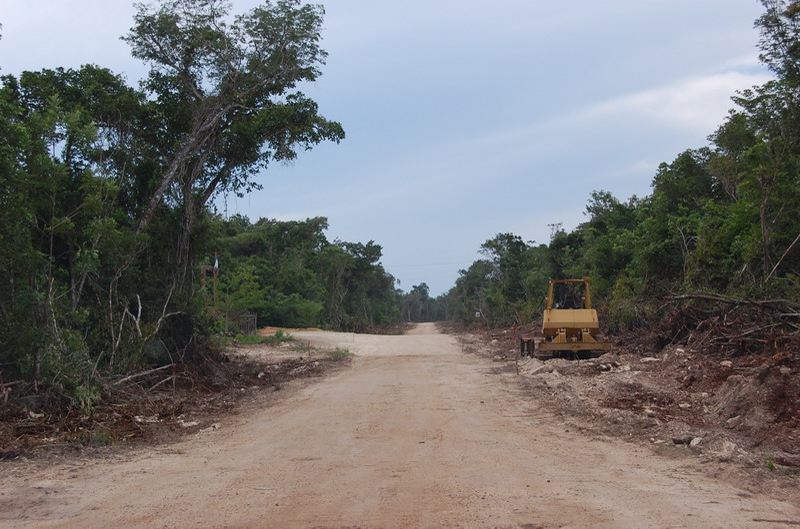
[1,0,773,295]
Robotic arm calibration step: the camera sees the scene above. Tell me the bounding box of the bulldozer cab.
[549,280,589,310]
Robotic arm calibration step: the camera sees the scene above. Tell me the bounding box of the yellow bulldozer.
[519,278,611,359]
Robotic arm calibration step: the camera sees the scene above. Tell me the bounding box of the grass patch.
[219,329,295,346]
[66,429,113,446]
[216,334,262,346]
[765,453,778,472]
[262,329,294,345]
[328,347,353,360]
[234,333,268,345]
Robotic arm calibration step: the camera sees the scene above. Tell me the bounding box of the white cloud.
[721,52,763,70]
[409,69,774,185]
[586,71,773,135]
[268,67,774,230]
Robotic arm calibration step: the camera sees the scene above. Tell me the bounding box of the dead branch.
[149,375,176,392]
[113,364,175,386]
[766,230,800,284]
[666,294,800,312]
[1,380,22,403]
[123,295,143,338]
[143,283,182,343]
[711,324,780,343]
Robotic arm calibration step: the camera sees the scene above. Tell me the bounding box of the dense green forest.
[438,0,800,330]
[209,215,399,330]
[0,0,397,407]
[3,0,800,410]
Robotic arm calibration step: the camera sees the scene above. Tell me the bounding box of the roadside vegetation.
[438,1,800,351]
[0,0,393,416]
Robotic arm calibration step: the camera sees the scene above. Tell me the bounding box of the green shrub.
[328,347,352,359]
[263,329,293,344]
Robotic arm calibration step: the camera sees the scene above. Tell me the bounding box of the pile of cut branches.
[0,346,343,459]
[660,293,800,358]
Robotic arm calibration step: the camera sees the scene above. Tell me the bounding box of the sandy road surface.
[2,323,799,528]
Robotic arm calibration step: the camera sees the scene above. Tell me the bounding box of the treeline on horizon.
[2,0,799,410]
[210,215,399,331]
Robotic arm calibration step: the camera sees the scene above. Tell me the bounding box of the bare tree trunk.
[756,165,776,283]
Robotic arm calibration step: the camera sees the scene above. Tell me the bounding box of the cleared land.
[1,323,798,528]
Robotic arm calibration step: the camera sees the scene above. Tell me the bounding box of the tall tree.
[0,0,346,404]
[124,0,344,283]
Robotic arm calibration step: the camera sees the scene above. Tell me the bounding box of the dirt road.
[2,323,799,528]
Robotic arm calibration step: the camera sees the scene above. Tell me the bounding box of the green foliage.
[400,283,432,322]
[328,347,353,359]
[441,236,556,327]
[271,329,290,341]
[230,331,290,345]
[209,215,400,332]
[123,0,344,237]
[607,275,650,332]
[0,1,344,412]
[764,453,778,472]
[239,334,266,345]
